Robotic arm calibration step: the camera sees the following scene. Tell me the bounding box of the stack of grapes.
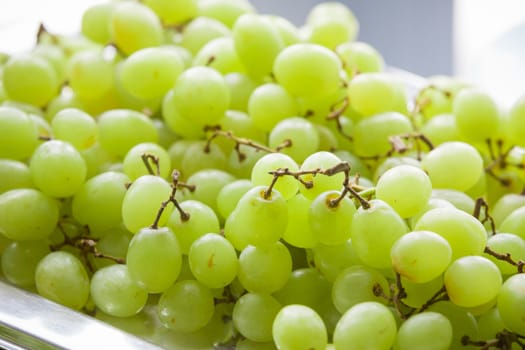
[2,0,525,349]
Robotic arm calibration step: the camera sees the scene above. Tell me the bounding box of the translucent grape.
[51,108,97,150]
[224,72,258,112]
[492,193,525,228]
[193,37,245,75]
[312,240,361,282]
[272,305,327,350]
[232,293,281,342]
[122,142,171,180]
[298,152,345,200]
[453,88,500,142]
[143,0,198,25]
[282,193,318,248]
[273,268,331,310]
[393,312,453,350]
[1,240,49,287]
[499,206,525,240]
[309,190,355,245]
[269,117,320,163]
[198,0,255,28]
[247,83,298,132]
[182,169,236,215]
[81,3,114,44]
[498,273,525,335]
[180,141,227,177]
[180,17,231,55]
[336,41,383,78]
[431,188,476,214]
[216,179,253,220]
[162,96,205,140]
[420,113,461,145]
[0,159,33,193]
[67,50,114,101]
[305,2,358,49]
[0,106,38,160]
[484,233,525,275]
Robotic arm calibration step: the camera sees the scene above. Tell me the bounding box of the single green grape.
[81,2,115,44]
[312,240,361,282]
[336,41,383,78]
[251,153,299,200]
[143,0,198,25]
[272,304,327,350]
[182,169,236,215]
[247,83,298,132]
[66,50,114,101]
[0,159,33,193]
[51,108,97,150]
[393,312,453,350]
[499,206,525,241]
[180,17,231,55]
[484,233,525,275]
[1,240,49,287]
[0,106,39,160]
[198,0,255,28]
[122,142,171,180]
[233,293,281,342]
[298,151,345,200]
[193,37,245,75]
[305,2,358,49]
[282,193,318,248]
[498,273,525,335]
[216,179,253,220]
[269,117,320,163]
[224,72,258,112]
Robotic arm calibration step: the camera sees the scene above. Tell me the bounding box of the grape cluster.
[2,1,525,349]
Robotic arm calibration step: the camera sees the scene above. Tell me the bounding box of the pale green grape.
[152,119,177,151]
[333,301,396,350]
[282,193,318,248]
[251,153,299,200]
[35,251,90,310]
[158,279,214,332]
[182,169,236,214]
[272,304,327,350]
[333,150,371,179]
[394,312,453,350]
[167,140,194,176]
[273,268,331,310]
[29,113,53,144]
[123,142,171,180]
[224,72,257,111]
[193,37,245,74]
[180,141,227,177]
[168,200,220,254]
[332,265,390,313]
[198,0,255,28]
[44,91,84,122]
[0,159,33,193]
[32,43,66,84]
[421,141,483,191]
[416,85,453,120]
[372,156,421,183]
[492,193,525,228]
[420,113,461,145]
[171,66,230,126]
[269,117,320,163]
[67,50,114,101]
[188,233,237,288]
[216,179,253,219]
[353,112,413,157]
[500,206,525,240]
[314,124,339,152]
[81,2,115,44]
[90,264,148,317]
[3,54,59,107]
[247,83,298,132]
[180,17,231,55]
[1,240,49,287]
[299,151,345,200]
[498,273,525,335]
[485,233,525,275]
[273,43,341,99]
[51,108,97,150]
[30,140,87,198]
[91,227,132,270]
[402,276,444,308]
[71,171,130,234]
[414,207,487,260]
[391,230,452,283]
[127,226,182,293]
[444,256,502,308]
[143,0,198,25]
[453,88,500,142]
[110,2,163,55]
[121,175,173,233]
[336,41,383,78]
[506,94,525,147]
[238,242,292,293]
[431,188,476,213]
[80,142,115,179]
[233,293,281,342]
[224,208,250,251]
[351,199,408,269]
[120,47,184,100]
[305,2,358,49]
[218,110,266,152]
[312,240,361,282]
[0,106,38,160]
[265,15,301,46]
[162,90,206,140]
[376,165,432,218]
[309,190,355,245]
[477,307,506,340]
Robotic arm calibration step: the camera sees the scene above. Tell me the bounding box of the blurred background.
[1,0,524,106]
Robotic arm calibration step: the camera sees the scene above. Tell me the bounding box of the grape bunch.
[2,0,525,349]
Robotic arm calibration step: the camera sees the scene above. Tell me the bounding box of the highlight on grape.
[1,0,525,349]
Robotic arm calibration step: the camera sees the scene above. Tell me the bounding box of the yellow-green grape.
[110,2,163,55]
[273,268,331,311]
[122,142,171,180]
[420,113,461,146]
[372,156,421,183]
[2,54,59,107]
[51,108,97,150]
[492,193,525,228]
[182,169,236,214]
[67,50,114,101]
[216,179,253,220]
[227,146,265,179]
[453,88,500,142]
[81,2,115,44]
[506,94,525,147]
[402,276,444,309]
[224,72,258,112]
[181,17,230,54]
[193,37,245,74]
[309,190,355,245]
[272,305,327,350]
[233,293,281,343]
[0,106,38,160]
[416,86,453,120]
[251,153,299,200]
[247,83,298,132]
[269,117,320,163]
[431,189,475,214]
[427,301,478,350]
[1,240,49,287]
[264,15,301,46]
[143,0,198,25]
[484,233,525,275]
[0,159,33,193]
[32,43,67,83]
[91,227,132,270]
[282,194,318,248]
[393,312,453,350]
[198,0,255,28]
[305,2,358,49]
[218,110,267,150]
[499,206,525,240]
[336,41,383,78]
[161,90,205,140]
[498,273,525,335]
[299,152,345,200]
[312,240,361,282]
[180,141,227,177]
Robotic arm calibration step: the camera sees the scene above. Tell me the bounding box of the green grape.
[51,108,97,150]
[247,83,298,132]
[127,226,182,293]
[269,117,320,163]
[180,141,227,177]
[29,140,87,198]
[416,85,453,120]
[120,47,184,100]
[273,43,341,99]
[420,113,461,145]
[143,0,198,25]
[402,276,444,308]
[0,106,38,160]
[216,179,253,219]
[282,193,318,248]
[333,301,396,350]
[484,233,525,275]
[224,72,258,112]
[182,169,236,214]
[309,190,355,245]
[110,1,163,55]
[32,43,66,84]
[158,279,214,332]
[171,66,230,126]
[180,17,231,55]
[273,268,331,310]
[162,90,206,140]
[35,251,90,310]
[90,264,148,317]
[372,156,421,183]
[0,159,33,193]
[30,113,53,144]
[198,0,255,28]
[391,230,452,283]
[453,88,501,142]
[394,312,453,350]
[233,14,284,80]
[314,124,339,152]
[492,193,525,228]
[188,233,237,288]
[44,91,84,121]
[331,265,390,313]
[444,256,501,308]
[414,207,487,260]
[3,54,58,107]
[498,273,525,335]
[264,15,301,46]
[272,304,327,350]
[251,153,299,200]
[299,151,345,200]
[312,240,361,282]
[351,199,408,269]
[168,200,220,254]
[80,142,115,179]
[431,188,476,214]
[121,175,173,233]
[232,293,281,342]
[305,2,358,49]
[91,227,132,270]
[167,140,194,176]
[477,307,506,339]
[81,2,115,44]
[67,50,114,101]
[376,165,432,218]
[506,94,525,148]
[152,119,177,150]
[353,112,413,157]
[238,242,292,293]
[336,41,383,78]
[333,150,371,179]
[71,171,130,234]
[224,208,250,251]
[218,110,267,151]
[97,109,158,158]
[499,206,525,240]
[1,240,49,287]
[421,141,483,191]
[193,37,245,74]
[123,142,171,180]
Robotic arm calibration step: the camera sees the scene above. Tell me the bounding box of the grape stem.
[141,153,160,176]
[360,132,434,162]
[325,96,353,142]
[462,331,525,350]
[150,170,191,229]
[372,273,412,320]
[472,197,496,235]
[483,246,525,273]
[484,138,522,187]
[38,135,52,141]
[203,126,292,162]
